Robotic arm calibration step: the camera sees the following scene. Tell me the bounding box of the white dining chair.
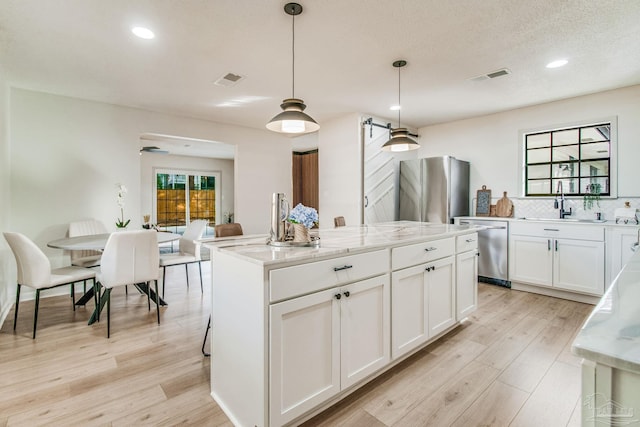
[159,219,208,297]
[3,232,97,339]
[68,219,108,268]
[95,230,160,338]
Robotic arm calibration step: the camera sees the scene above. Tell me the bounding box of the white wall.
[0,66,11,326]
[1,88,291,320]
[417,85,640,201]
[139,152,235,226]
[318,113,362,228]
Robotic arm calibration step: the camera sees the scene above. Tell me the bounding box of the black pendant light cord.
[397,63,401,128]
[291,12,295,99]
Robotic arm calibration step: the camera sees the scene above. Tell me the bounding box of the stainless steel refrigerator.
[399,156,470,223]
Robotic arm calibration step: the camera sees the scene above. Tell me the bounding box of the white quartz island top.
[201,221,480,267]
[572,247,640,373]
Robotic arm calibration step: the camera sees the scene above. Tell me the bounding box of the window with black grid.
[525,123,611,197]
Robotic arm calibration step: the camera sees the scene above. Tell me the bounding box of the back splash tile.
[472,197,640,222]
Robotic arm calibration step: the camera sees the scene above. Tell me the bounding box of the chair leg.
[202,314,211,356]
[147,283,151,311]
[155,280,161,325]
[71,282,76,312]
[33,289,41,339]
[94,280,100,321]
[198,261,203,294]
[185,264,190,289]
[106,288,111,338]
[162,267,167,298]
[14,284,21,331]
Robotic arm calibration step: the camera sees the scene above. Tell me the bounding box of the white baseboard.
[511,281,600,305]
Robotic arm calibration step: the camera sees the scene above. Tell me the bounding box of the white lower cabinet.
[456,248,478,319]
[510,235,554,287]
[509,222,605,296]
[391,255,455,360]
[606,226,639,285]
[269,274,390,426]
[427,256,456,337]
[554,238,605,294]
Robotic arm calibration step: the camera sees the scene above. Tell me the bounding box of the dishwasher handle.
[458,221,507,230]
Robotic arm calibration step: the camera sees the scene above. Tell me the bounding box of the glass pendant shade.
[266,98,320,134]
[381,128,420,152]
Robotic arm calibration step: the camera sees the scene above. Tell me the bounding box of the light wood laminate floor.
[0,263,593,427]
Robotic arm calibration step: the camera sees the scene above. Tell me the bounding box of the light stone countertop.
[456,216,639,227]
[201,221,481,267]
[572,247,640,373]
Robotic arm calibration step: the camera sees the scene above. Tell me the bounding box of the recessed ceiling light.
[546,59,568,69]
[132,27,155,40]
[390,105,401,111]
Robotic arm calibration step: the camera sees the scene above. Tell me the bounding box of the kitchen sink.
[519,217,607,223]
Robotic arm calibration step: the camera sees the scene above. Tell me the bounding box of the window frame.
[152,167,222,234]
[518,117,617,198]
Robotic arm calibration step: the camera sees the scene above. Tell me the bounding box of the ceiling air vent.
[214,72,245,87]
[469,68,511,82]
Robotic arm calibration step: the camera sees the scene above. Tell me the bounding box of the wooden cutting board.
[495,191,514,217]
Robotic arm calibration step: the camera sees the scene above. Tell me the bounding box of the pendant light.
[266,3,319,135]
[381,60,420,152]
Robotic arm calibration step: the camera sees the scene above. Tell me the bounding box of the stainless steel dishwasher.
[457,218,510,287]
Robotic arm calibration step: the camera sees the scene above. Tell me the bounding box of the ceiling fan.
[139,146,169,154]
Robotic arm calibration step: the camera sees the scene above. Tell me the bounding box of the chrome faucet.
[554,181,572,219]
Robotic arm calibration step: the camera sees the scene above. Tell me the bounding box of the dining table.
[48,231,181,324]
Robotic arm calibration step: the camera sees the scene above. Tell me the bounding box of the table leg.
[134,283,167,306]
[88,291,107,325]
[86,283,167,326]
[75,287,95,306]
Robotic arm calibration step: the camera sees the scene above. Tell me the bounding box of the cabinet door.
[456,250,478,320]
[509,235,553,286]
[426,256,456,338]
[340,275,390,389]
[553,239,605,295]
[270,288,341,426]
[608,228,638,285]
[391,264,428,360]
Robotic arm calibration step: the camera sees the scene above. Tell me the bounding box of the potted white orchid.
[115,183,131,229]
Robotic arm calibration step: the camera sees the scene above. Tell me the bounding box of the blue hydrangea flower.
[288,203,318,228]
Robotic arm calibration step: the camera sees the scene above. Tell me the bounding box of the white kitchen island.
[572,245,640,426]
[203,221,480,427]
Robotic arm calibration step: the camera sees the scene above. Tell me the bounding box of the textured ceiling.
[1,0,639,154]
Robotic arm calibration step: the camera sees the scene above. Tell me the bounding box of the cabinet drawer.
[510,221,604,241]
[269,249,389,302]
[457,233,478,253]
[392,238,455,271]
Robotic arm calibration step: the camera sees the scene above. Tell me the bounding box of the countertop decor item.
[583,183,601,211]
[115,183,130,229]
[475,185,491,217]
[495,191,514,217]
[614,201,639,224]
[288,203,318,243]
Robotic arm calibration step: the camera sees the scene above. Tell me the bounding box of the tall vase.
[292,223,310,243]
